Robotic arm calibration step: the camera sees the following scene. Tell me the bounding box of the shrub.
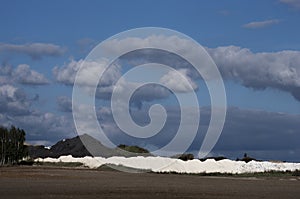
[292,170,300,176]
[178,153,194,161]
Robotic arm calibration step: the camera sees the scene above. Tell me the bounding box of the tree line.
[0,125,27,165]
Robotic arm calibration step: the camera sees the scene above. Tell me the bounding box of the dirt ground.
[0,166,299,199]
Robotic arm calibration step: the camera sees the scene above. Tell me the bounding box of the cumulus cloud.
[130,84,171,109]
[53,59,121,86]
[100,35,198,57]
[94,79,171,109]
[98,35,300,101]
[53,36,300,102]
[0,81,75,145]
[280,0,300,9]
[242,19,281,29]
[0,43,66,59]
[13,64,49,85]
[0,84,31,116]
[53,35,300,104]
[0,64,14,85]
[207,46,300,101]
[0,87,76,144]
[100,35,211,78]
[0,63,49,85]
[12,112,75,144]
[53,59,172,107]
[160,69,198,93]
[53,35,204,106]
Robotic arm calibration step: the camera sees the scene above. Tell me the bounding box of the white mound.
[35,156,300,174]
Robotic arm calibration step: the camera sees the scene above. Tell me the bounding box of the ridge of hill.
[28,134,152,159]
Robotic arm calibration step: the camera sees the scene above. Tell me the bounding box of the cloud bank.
[52,36,300,103]
[0,43,66,59]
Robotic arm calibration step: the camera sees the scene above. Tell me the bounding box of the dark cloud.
[215,107,300,151]
[0,82,75,145]
[0,90,75,145]
[5,112,76,146]
[94,105,300,161]
[0,43,66,60]
[1,86,298,161]
[130,84,171,108]
[202,107,299,162]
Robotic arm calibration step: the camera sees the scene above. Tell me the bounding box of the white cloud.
[243,19,281,29]
[54,36,300,102]
[0,64,14,85]
[95,78,171,108]
[0,63,49,86]
[53,59,121,86]
[0,84,17,98]
[13,64,49,85]
[100,35,300,101]
[100,35,205,68]
[280,0,300,9]
[207,46,300,100]
[0,43,66,59]
[0,84,31,116]
[54,59,171,106]
[160,69,198,93]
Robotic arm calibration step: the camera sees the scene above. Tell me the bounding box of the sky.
[0,0,300,161]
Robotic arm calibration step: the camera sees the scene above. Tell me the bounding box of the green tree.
[0,125,27,165]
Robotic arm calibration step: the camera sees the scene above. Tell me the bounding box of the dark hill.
[28,134,93,159]
[28,134,151,159]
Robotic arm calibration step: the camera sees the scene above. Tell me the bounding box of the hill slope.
[28,134,151,158]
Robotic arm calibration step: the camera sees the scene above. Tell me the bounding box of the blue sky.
[1,0,300,161]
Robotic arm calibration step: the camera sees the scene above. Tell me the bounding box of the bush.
[178,153,194,161]
[199,156,227,162]
[236,153,257,163]
[292,170,300,176]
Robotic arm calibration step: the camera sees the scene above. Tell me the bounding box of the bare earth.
[0,166,299,199]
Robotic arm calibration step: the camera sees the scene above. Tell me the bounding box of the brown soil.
[0,166,299,199]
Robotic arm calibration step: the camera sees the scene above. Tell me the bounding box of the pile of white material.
[35,155,300,174]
